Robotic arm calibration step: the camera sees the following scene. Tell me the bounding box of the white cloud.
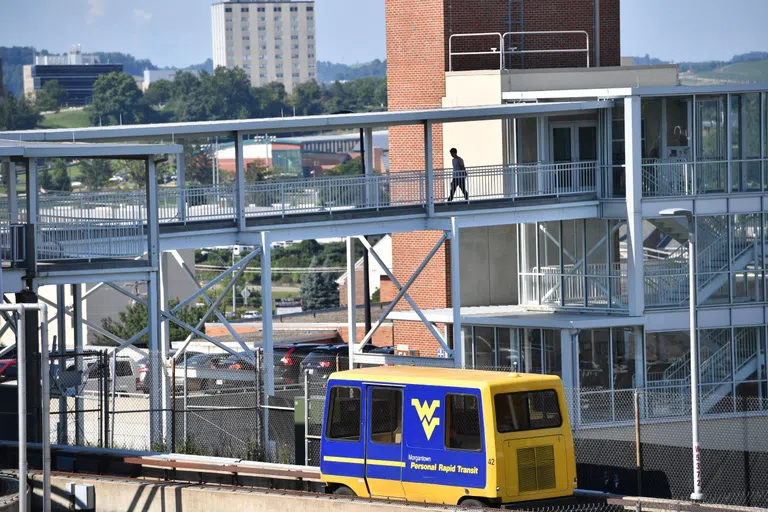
[87,0,105,23]
[133,8,153,21]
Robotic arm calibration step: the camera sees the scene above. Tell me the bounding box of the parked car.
[177,353,229,392]
[274,342,341,386]
[208,352,258,391]
[0,345,17,383]
[79,357,143,394]
[242,311,262,320]
[299,344,390,385]
[136,351,202,393]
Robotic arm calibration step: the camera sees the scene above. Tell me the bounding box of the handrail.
[448,30,591,71]
[448,33,504,72]
[502,31,590,68]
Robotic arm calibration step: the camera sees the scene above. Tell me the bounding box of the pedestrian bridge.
[3,161,599,265]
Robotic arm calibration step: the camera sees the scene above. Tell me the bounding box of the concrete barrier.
[29,473,444,512]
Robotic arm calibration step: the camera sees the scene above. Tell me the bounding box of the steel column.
[145,157,163,446]
[346,236,357,370]
[176,152,186,223]
[72,283,84,445]
[450,218,463,368]
[56,285,67,445]
[261,231,273,395]
[159,252,172,438]
[235,132,247,231]
[624,97,645,316]
[8,161,18,223]
[425,121,435,217]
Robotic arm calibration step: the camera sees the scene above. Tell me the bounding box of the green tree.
[0,92,41,130]
[299,257,340,310]
[50,159,72,192]
[96,298,207,346]
[88,72,148,125]
[39,168,54,191]
[118,160,146,187]
[144,79,174,106]
[80,159,113,190]
[35,80,67,111]
[289,80,325,116]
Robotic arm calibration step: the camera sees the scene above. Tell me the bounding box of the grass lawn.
[39,109,91,129]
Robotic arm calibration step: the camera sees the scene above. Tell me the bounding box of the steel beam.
[425,121,435,217]
[145,157,163,446]
[346,237,356,369]
[234,132,247,231]
[356,235,451,354]
[624,97,645,316]
[72,283,84,446]
[176,152,187,223]
[261,231,273,395]
[168,250,251,359]
[450,218,462,368]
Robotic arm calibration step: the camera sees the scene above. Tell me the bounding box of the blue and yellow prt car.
[319,366,577,508]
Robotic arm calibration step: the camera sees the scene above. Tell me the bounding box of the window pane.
[523,328,543,374]
[326,386,361,441]
[544,329,561,376]
[734,327,762,381]
[642,98,663,159]
[463,326,474,368]
[497,328,519,370]
[370,388,402,444]
[474,327,495,369]
[699,329,732,385]
[579,329,610,390]
[494,390,562,433]
[666,96,691,156]
[612,328,636,389]
[445,394,481,451]
[645,331,689,386]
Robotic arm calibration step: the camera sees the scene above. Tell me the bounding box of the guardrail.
[36,220,145,262]
[5,162,599,262]
[449,30,590,71]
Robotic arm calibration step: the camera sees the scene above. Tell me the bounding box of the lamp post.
[659,208,703,501]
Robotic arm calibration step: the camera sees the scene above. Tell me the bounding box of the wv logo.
[411,399,441,440]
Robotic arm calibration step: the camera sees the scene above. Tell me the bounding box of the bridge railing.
[36,219,145,262]
[4,162,599,262]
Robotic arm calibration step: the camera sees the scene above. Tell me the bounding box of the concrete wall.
[501,64,680,92]
[31,474,439,512]
[443,72,505,170]
[460,225,518,307]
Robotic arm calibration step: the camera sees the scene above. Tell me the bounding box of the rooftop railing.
[448,30,590,72]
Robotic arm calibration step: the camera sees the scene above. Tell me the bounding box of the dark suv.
[299,345,393,385]
[274,343,339,386]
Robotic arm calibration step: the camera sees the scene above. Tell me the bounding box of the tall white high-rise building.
[212,0,317,92]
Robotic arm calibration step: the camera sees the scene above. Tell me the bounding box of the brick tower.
[385,0,621,355]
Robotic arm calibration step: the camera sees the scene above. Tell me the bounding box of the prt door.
[365,386,406,499]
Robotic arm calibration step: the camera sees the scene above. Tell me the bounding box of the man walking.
[447,147,468,201]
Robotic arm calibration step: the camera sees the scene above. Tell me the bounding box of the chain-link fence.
[41,351,768,508]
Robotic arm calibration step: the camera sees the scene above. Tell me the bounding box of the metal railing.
[36,220,145,262]
[448,30,590,71]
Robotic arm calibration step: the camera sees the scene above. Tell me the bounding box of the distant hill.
[318,59,386,83]
[626,51,768,85]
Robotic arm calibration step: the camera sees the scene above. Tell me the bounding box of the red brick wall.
[338,325,394,347]
[379,276,397,303]
[338,267,366,307]
[439,0,621,72]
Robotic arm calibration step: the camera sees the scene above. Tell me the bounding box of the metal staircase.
[645,215,760,306]
[646,329,761,415]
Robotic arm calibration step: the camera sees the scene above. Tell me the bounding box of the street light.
[659,208,703,501]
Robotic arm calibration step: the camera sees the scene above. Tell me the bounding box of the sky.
[0,0,766,68]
